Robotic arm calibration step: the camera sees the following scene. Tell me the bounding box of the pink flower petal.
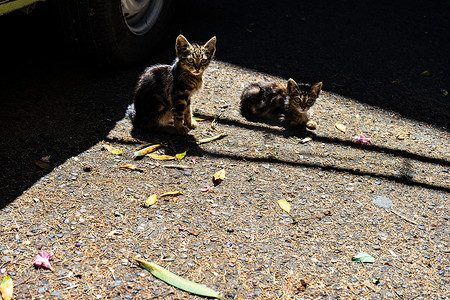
[354,134,372,144]
[199,186,211,192]
[33,250,54,269]
[178,225,187,231]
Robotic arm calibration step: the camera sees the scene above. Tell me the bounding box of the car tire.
[58,0,173,66]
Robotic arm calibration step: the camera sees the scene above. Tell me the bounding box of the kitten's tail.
[240,84,262,119]
[125,103,136,120]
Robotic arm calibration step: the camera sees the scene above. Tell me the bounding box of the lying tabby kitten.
[130,35,216,134]
[240,79,322,129]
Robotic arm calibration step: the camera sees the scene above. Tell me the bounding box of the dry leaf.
[119,164,143,172]
[198,133,227,145]
[134,144,163,158]
[278,199,291,213]
[134,258,221,299]
[34,160,53,170]
[212,169,226,185]
[101,142,122,155]
[335,122,346,133]
[176,148,189,160]
[147,153,177,160]
[300,137,312,144]
[160,191,183,197]
[0,275,13,300]
[40,156,51,163]
[143,194,157,207]
[420,70,432,76]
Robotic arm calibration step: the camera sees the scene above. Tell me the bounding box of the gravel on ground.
[1,60,449,299]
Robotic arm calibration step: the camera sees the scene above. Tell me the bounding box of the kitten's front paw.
[176,125,191,135]
[306,120,317,130]
[188,119,198,129]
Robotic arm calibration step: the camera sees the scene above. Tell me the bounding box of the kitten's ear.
[311,82,323,96]
[286,78,298,94]
[176,34,191,56]
[204,36,217,56]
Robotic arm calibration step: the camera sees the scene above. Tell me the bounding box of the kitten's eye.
[295,98,301,103]
[187,58,194,63]
[201,59,208,64]
[307,100,314,105]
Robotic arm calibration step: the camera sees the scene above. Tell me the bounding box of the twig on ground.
[390,210,419,225]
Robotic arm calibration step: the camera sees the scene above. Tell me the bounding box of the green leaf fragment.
[371,276,380,284]
[351,252,375,263]
[134,258,221,299]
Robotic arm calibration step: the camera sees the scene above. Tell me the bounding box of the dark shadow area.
[1,0,449,208]
[0,4,178,207]
[175,0,450,129]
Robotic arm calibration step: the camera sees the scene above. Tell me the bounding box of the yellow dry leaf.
[198,133,227,145]
[175,148,189,160]
[143,194,157,207]
[147,153,177,160]
[0,275,13,300]
[278,199,291,213]
[160,191,184,197]
[420,70,432,77]
[101,142,122,155]
[335,122,346,133]
[134,144,162,157]
[119,164,143,171]
[212,169,226,185]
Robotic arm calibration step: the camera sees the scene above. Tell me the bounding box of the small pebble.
[1,256,11,263]
[372,196,393,209]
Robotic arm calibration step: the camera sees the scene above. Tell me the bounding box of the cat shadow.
[130,127,202,157]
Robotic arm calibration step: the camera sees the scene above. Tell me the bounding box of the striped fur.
[132,35,216,134]
[240,79,322,129]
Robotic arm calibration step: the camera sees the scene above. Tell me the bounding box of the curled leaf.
[0,275,13,300]
[335,122,346,133]
[420,70,432,76]
[119,164,143,172]
[198,133,227,145]
[160,191,183,197]
[147,153,176,161]
[213,169,226,185]
[278,199,291,214]
[134,258,222,299]
[33,250,54,271]
[34,160,53,171]
[352,251,375,263]
[101,141,122,155]
[40,156,51,163]
[175,148,189,160]
[134,144,163,158]
[143,194,157,207]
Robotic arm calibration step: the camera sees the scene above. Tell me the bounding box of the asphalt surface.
[0,1,449,299]
[1,0,449,206]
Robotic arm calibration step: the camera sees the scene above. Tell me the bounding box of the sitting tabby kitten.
[240,79,322,129]
[130,35,216,134]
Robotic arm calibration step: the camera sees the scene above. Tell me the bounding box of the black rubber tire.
[58,0,173,66]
